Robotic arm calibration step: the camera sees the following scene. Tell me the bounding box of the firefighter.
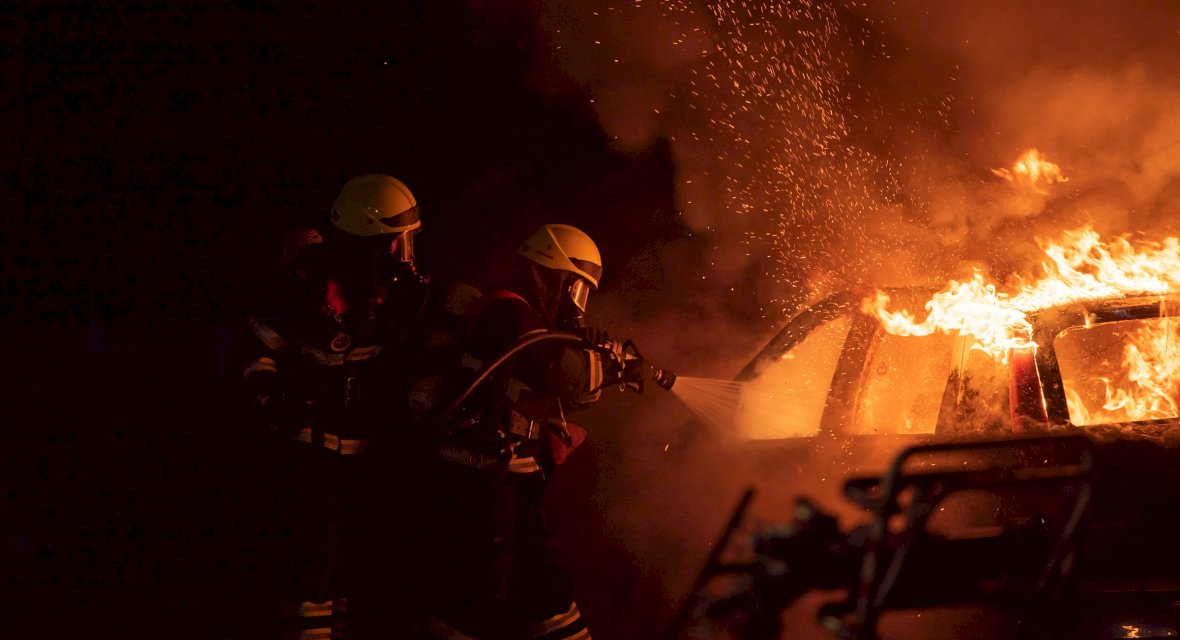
[416,223,653,640]
[235,173,429,639]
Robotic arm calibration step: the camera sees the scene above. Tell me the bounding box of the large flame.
[860,273,1033,360]
[863,150,1180,424]
[865,225,1180,355]
[866,226,1180,424]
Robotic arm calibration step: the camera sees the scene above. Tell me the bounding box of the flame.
[991,148,1069,194]
[865,226,1180,360]
[1067,319,1180,425]
[1010,227,1180,309]
[861,147,1180,428]
[861,274,1033,361]
[865,222,1180,426]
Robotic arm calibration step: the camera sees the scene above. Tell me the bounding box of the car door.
[729,291,940,455]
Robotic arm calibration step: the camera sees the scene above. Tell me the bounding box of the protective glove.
[578,325,613,351]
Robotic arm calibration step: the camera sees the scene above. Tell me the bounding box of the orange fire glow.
[862,147,1180,426]
[866,226,1180,355]
[865,221,1180,424]
[1066,319,1180,425]
[990,148,1069,194]
[860,273,1033,361]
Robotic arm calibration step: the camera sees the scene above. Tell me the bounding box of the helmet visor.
[569,277,591,312]
[375,204,420,233]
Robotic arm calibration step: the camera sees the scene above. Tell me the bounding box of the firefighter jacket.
[236,269,413,458]
[432,288,613,477]
[417,286,610,640]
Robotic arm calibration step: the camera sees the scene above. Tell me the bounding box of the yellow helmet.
[329,174,421,237]
[518,224,603,288]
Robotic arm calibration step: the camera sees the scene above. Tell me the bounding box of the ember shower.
[523,0,1180,317]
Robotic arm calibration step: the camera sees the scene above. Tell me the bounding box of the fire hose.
[433,330,677,425]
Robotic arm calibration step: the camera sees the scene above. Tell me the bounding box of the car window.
[849,331,954,435]
[734,314,853,439]
[1054,317,1180,426]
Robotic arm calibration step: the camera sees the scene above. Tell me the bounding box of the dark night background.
[8,2,698,637]
[15,1,1180,638]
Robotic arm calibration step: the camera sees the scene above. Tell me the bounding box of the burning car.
[667,227,1180,639]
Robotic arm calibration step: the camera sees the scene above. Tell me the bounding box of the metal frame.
[821,434,1094,639]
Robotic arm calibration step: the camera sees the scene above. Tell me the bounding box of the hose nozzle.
[623,358,676,393]
[590,334,678,393]
[651,366,677,391]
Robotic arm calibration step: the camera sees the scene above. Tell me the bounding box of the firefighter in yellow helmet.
[234,174,430,639]
[413,223,657,640]
[296,173,426,329]
[516,223,603,329]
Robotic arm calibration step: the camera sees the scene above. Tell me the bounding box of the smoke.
[531,0,888,308]
[468,1,1180,636]
[853,1,1180,281]
[527,0,1180,296]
